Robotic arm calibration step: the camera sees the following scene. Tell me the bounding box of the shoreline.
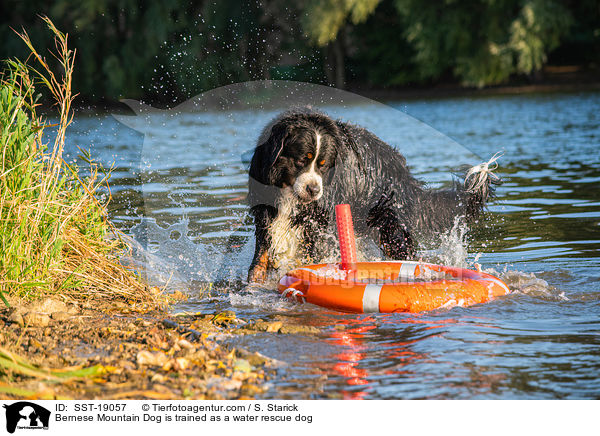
[349,75,600,102]
[353,81,600,102]
[69,73,600,115]
[0,295,323,400]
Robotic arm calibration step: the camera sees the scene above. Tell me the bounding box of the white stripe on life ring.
[485,276,511,294]
[398,263,416,281]
[362,284,382,312]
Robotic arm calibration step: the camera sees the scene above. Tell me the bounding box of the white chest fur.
[268,190,304,269]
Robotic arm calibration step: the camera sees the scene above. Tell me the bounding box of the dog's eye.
[307,153,313,160]
[318,159,326,166]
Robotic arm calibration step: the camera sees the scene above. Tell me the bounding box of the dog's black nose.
[306,182,320,197]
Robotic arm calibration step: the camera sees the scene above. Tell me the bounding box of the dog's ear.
[262,122,289,169]
[250,122,289,184]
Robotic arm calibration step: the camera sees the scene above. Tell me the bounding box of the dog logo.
[2,402,50,433]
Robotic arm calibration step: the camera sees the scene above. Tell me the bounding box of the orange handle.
[335,204,357,270]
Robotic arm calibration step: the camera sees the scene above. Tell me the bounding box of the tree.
[394,0,573,87]
[301,0,382,87]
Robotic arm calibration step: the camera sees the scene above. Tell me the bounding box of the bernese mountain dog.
[247,108,501,283]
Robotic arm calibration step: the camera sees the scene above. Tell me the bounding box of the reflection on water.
[65,89,600,399]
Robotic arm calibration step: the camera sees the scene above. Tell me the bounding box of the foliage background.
[1,0,598,104]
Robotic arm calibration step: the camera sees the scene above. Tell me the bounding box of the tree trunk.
[323,45,335,85]
[333,31,345,89]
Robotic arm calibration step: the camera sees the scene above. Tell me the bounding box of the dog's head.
[250,110,341,203]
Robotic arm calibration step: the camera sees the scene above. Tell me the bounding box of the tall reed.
[0,17,159,310]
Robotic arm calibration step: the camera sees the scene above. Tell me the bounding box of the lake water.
[66,84,600,399]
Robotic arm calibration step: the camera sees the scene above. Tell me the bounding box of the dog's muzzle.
[293,172,323,202]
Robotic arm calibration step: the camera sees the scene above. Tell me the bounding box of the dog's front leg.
[248,247,270,283]
[300,205,329,262]
[380,224,415,259]
[367,192,416,260]
[248,206,275,283]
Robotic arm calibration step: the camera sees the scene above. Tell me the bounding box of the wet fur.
[247,109,500,282]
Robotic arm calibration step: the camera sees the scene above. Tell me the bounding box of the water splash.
[485,267,569,302]
[426,217,470,267]
[129,217,231,293]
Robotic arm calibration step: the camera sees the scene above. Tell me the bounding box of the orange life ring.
[277,261,510,313]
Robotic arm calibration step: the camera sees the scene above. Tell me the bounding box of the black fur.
[247,108,500,283]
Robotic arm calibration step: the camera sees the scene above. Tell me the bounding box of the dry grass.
[0,17,164,311]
